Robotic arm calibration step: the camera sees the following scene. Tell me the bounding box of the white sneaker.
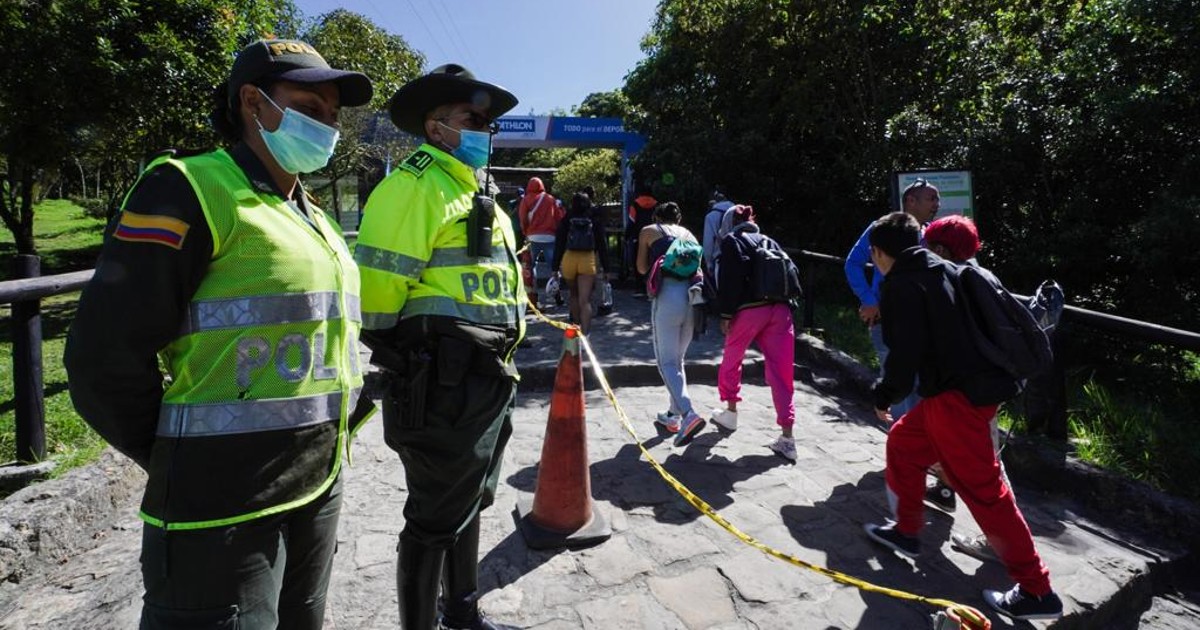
[711,408,738,431]
[769,436,797,463]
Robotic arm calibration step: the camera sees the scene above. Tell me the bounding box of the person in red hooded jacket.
[518,176,564,304]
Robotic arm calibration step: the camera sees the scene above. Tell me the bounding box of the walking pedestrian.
[701,189,734,280]
[518,176,563,305]
[843,178,941,417]
[553,192,610,335]
[711,205,797,460]
[862,212,1063,622]
[636,201,706,443]
[625,186,658,295]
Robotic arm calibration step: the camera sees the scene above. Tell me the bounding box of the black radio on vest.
[467,194,495,257]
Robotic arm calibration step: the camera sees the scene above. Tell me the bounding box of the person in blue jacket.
[843,178,940,417]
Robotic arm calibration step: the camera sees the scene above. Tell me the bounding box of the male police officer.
[354,65,523,630]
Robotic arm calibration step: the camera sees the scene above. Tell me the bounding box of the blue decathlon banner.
[493,116,645,154]
[547,117,626,141]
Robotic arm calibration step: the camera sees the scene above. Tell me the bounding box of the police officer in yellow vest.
[355,65,523,630]
[64,40,372,629]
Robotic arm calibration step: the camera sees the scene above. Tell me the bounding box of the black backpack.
[746,234,803,305]
[953,263,1053,383]
[565,217,594,251]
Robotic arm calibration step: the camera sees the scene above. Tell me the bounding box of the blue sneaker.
[655,410,681,433]
[673,412,706,447]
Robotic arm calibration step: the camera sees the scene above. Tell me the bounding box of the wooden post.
[10,255,47,463]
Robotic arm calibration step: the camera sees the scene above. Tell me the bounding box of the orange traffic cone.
[516,327,612,550]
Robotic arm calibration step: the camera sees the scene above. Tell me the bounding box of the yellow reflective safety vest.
[138,149,363,531]
[355,144,525,348]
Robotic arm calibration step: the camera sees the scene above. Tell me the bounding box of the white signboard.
[895,170,974,218]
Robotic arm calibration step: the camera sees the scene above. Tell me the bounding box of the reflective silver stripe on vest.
[157,390,355,437]
[403,295,519,326]
[355,244,425,279]
[345,294,362,323]
[428,245,510,268]
[363,311,399,330]
[181,292,345,334]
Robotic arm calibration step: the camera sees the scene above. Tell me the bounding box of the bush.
[68,196,109,219]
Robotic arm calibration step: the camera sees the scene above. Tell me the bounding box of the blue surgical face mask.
[256,89,339,174]
[438,121,492,169]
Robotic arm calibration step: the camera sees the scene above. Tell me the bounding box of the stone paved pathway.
[0,290,1194,629]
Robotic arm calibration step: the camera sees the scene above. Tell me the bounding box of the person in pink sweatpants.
[708,205,797,462]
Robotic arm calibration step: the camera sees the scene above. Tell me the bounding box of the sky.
[292,0,660,116]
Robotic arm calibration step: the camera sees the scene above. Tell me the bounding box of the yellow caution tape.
[523,293,990,629]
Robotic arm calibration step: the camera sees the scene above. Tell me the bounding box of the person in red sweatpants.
[861,211,1063,622]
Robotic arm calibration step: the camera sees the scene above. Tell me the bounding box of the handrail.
[0,269,94,305]
[3,246,1198,463]
[787,248,1200,351]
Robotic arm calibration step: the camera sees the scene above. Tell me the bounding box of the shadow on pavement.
[780,473,1034,629]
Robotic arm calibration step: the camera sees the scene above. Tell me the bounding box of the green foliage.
[1067,380,1200,500]
[0,296,106,471]
[68,197,109,220]
[299,9,424,215]
[809,302,878,371]
[0,199,105,281]
[0,201,109,470]
[575,90,633,119]
[0,0,299,252]
[626,0,1200,333]
[553,150,622,204]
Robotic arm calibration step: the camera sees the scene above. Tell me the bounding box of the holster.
[382,349,432,430]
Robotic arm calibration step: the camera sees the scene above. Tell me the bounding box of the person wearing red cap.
[863,212,1062,622]
[66,39,373,629]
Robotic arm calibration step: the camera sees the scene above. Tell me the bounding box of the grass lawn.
[1,200,107,471]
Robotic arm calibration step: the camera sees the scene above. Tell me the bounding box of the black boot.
[439,516,521,630]
[398,534,445,630]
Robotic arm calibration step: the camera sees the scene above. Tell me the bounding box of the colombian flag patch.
[113,212,190,250]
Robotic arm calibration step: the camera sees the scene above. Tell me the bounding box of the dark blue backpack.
[953,263,1053,383]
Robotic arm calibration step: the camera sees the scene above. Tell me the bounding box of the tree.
[0,0,297,254]
[624,0,1200,336]
[575,90,632,119]
[554,149,621,203]
[301,9,424,217]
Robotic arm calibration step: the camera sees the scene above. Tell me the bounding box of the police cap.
[227,39,373,110]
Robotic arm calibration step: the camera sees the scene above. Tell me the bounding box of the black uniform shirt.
[64,143,309,468]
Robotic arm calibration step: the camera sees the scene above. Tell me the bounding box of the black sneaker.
[925,482,957,514]
[440,614,522,630]
[863,521,920,558]
[983,585,1063,621]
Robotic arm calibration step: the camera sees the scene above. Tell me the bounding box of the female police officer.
[65,39,372,629]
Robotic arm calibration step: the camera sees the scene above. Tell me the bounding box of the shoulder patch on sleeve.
[113,212,190,250]
[399,150,435,177]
